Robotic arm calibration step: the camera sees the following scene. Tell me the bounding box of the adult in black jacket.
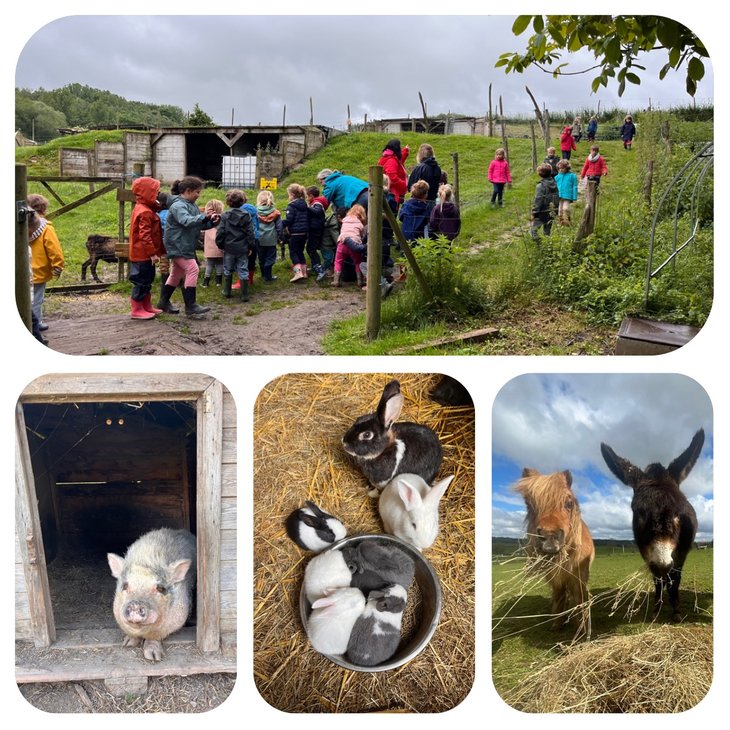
[407,143,444,203]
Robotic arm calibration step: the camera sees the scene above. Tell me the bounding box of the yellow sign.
[260,177,278,190]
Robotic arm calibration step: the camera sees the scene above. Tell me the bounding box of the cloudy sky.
[492,374,714,542]
[14,14,715,129]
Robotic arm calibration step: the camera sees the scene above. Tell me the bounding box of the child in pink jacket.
[487,148,512,207]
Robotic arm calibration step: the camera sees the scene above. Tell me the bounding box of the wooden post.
[530,121,538,170]
[499,96,509,163]
[366,166,384,341]
[488,83,494,137]
[451,152,460,211]
[282,104,286,127]
[644,160,654,207]
[418,91,429,133]
[309,97,314,125]
[575,180,598,245]
[15,164,32,334]
[347,104,352,132]
[381,202,433,301]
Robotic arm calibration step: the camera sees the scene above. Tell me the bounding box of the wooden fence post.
[366,166,384,340]
[16,164,32,334]
[575,180,598,245]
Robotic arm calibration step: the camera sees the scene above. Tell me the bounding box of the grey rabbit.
[340,540,415,594]
[346,583,408,666]
[285,500,347,553]
[341,379,443,492]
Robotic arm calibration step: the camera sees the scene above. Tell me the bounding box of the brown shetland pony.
[514,468,595,639]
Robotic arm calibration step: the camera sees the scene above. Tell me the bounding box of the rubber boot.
[215,273,223,286]
[356,270,365,288]
[290,265,305,282]
[141,293,163,314]
[301,264,308,279]
[331,271,342,287]
[201,276,211,288]
[240,281,249,302]
[156,284,180,314]
[183,287,210,315]
[130,297,155,320]
[222,275,233,298]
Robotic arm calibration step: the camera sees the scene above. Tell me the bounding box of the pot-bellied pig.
[107,528,196,662]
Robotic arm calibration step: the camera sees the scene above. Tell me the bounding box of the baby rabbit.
[303,548,354,603]
[346,583,408,666]
[307,587,366,656]
[379,473,454,550]
[286,501,347,553]
[341,379,443,493]
[340,540,415,594]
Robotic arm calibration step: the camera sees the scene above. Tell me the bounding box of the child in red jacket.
[560,126,577,160]
[487,148,512,207]
[580,145,608,188]
[129,176,165,319]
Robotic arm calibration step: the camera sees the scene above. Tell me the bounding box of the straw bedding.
[253,373,475,712]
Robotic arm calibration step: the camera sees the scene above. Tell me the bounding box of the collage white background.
[1,2,725,726]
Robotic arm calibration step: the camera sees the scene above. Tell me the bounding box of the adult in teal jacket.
[316,169,369,211]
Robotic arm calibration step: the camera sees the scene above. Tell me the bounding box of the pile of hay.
[503,625,713,713]
[253,373,474,712]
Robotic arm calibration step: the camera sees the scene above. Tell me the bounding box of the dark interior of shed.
[22,400,197,631]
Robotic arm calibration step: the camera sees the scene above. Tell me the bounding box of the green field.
[492,546,713,698]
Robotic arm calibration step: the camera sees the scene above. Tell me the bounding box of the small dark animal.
[340,540,415,594]
[514,468,595,639]
[81,235,119,282]
[285,501,346,553]
[428,374,474,407]
[601,429,704,621]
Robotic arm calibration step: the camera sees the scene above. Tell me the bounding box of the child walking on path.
[580,145,608,188]
[201,198,224,287]
[560,126,577,159]
[587,115,598,142]
[306,186,328,277]
[555,160,578,225]
[530,163,559,240]
[543,147,560,178]
[620,115,637,150]
[487,148,512,206]
[256,190,283,282]
[216,189,256,302]
[283,183,310,282]
[429,184,461,242]
[157,175,219,316]
[398,180,431,242]
[128,177,165,320]
[26,193,64,332]
[332,204,367,288]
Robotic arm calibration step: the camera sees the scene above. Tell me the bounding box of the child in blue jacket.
[398,180,430,244]
[555,159,578,225]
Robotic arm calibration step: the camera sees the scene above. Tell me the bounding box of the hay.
[503,625,713,713]
[253,373,475,712]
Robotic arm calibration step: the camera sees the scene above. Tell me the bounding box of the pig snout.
[122,600,159,625]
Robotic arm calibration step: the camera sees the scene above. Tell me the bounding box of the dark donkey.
[601,428,705,621]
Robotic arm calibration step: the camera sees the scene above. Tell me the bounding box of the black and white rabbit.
[340,540,415,594]
[346,583,408,666]
[286,501,347,553]
[341,379,443,494]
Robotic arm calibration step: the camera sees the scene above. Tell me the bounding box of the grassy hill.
[17,120,712,355]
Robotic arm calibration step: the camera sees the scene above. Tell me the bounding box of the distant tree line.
[14,83,209,143]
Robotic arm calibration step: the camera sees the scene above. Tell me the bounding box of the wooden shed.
[15,374,236,691]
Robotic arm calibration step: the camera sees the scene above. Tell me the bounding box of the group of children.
[486,114,621,240]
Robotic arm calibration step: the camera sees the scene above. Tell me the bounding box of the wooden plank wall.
[220,389,236,637]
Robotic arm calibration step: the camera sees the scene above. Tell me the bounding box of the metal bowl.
[300,533,442,672]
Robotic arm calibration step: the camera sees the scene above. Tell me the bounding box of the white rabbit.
[303,548,354,603]
[307,587,366,655]
[379,473,454,550]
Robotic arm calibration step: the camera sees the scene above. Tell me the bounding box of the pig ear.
[107,553,125,579]
[168,558,192,584]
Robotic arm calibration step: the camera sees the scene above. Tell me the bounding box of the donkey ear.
[601,442,640,488]
[562,470,573,487]
[522,467,540,478]
[377,380,403,429]
[668,428,705,484]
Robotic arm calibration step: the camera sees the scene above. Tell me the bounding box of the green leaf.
[659,63,671,80]
[656,18,680,49]
[618,79,626,97]
[591,76,602,94]
[626,72,641,85]
[494,57,509,68]
[512,15,532,35]
[532,15,545,33]
[669,46,680,67]
[534,33,547,59]
[686,76,697,96]
[568,31,584,52]
[688,57,705,81]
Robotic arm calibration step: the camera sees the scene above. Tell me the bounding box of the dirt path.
[39,283,366,356]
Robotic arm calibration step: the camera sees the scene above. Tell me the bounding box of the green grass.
[492,547,713,697]
[18,123,712,354]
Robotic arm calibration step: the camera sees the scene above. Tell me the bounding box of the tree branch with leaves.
[495,15,709,97]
